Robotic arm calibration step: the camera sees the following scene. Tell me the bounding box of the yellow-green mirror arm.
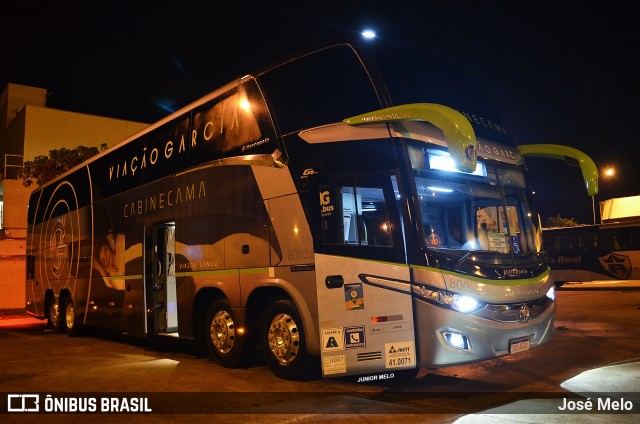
[518,144,599,196]
[343,103,477,173]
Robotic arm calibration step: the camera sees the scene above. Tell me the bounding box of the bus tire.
[62,297,82,337]
[47,297,63,333]
[203,299,245,368]
[260,298,318,381]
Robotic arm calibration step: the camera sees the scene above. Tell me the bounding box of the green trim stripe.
[239,267,270,275]
[103,268,271,281]
[438,267,550,286]
[104,275,142,281]
[320,255,549,286]
[176,269,234,278]
[105,263,548,286]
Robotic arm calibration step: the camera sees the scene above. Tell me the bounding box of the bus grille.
[357,352,383,361]
[474,297,553,323]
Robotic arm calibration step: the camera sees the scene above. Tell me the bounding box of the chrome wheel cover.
[65,301,75,330]
[49,301,60,328]
[267,313,300,365]
[210,310,235,354]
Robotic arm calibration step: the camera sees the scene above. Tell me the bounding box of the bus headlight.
[451,294,480,313]
[546,286,556,301]
[412,284,484,314]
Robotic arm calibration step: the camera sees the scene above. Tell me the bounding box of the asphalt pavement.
[2,281,638,423]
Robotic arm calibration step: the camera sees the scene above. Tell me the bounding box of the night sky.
[2,1,638,224]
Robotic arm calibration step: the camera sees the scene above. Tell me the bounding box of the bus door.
[147,222,178,334]
[312,172,416,378]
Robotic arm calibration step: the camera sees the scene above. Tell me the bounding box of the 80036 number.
[287,249,313,261]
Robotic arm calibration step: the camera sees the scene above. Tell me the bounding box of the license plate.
[509,336,531,354]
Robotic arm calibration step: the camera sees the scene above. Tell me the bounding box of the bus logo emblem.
[465,144,477,162]
[518,305,530,323]
[598,253,631,279]
[49,220,67,277]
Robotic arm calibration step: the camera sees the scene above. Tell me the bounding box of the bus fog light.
[441,330,471,351]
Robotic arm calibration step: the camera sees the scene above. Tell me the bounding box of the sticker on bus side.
[322,328,344,352]
[384,341,415,369]
[322,355,347,375]
[344,282,365,310]
[344,326,366,349]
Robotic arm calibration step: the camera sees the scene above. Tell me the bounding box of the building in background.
[600,195,640,223]
[0,83,148,309]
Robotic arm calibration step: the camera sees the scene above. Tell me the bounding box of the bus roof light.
[427,186,453,193]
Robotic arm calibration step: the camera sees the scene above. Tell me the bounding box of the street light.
[594,166,616,224]
[361,29,376,40]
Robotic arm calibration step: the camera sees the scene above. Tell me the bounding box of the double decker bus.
[25,43,596,380]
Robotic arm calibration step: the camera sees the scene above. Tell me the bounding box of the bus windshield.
[408,142,537,262]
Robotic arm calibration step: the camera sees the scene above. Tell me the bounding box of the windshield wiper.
[454,249,501,269]
[455,250,476,269]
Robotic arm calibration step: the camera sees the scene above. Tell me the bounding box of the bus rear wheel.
[62,297,82,337]
[203,299,245,367]
[260,298,318,380]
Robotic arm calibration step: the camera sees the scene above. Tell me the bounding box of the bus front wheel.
[203,299,245,368]
[47,298,63,333]
[260,298,318,380]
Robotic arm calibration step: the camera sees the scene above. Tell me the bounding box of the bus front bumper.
[413,297,555,369]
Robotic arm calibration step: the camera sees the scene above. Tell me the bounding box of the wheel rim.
[49,301,60,328]
[210,310,235,354]
[65,301,75,330]
[267,313,300,365]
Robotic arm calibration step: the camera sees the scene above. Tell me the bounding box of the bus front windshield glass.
[408,143,537,262]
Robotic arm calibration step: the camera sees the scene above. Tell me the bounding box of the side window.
[310,172,406,263]
[319,185,393,247]
[26,255,35,280]
[611,229,630,250]
[542,234,559,254]
[559,233,578,253]
[580,231,597,252]
[627,227,640,250]
[318,185,341,245]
